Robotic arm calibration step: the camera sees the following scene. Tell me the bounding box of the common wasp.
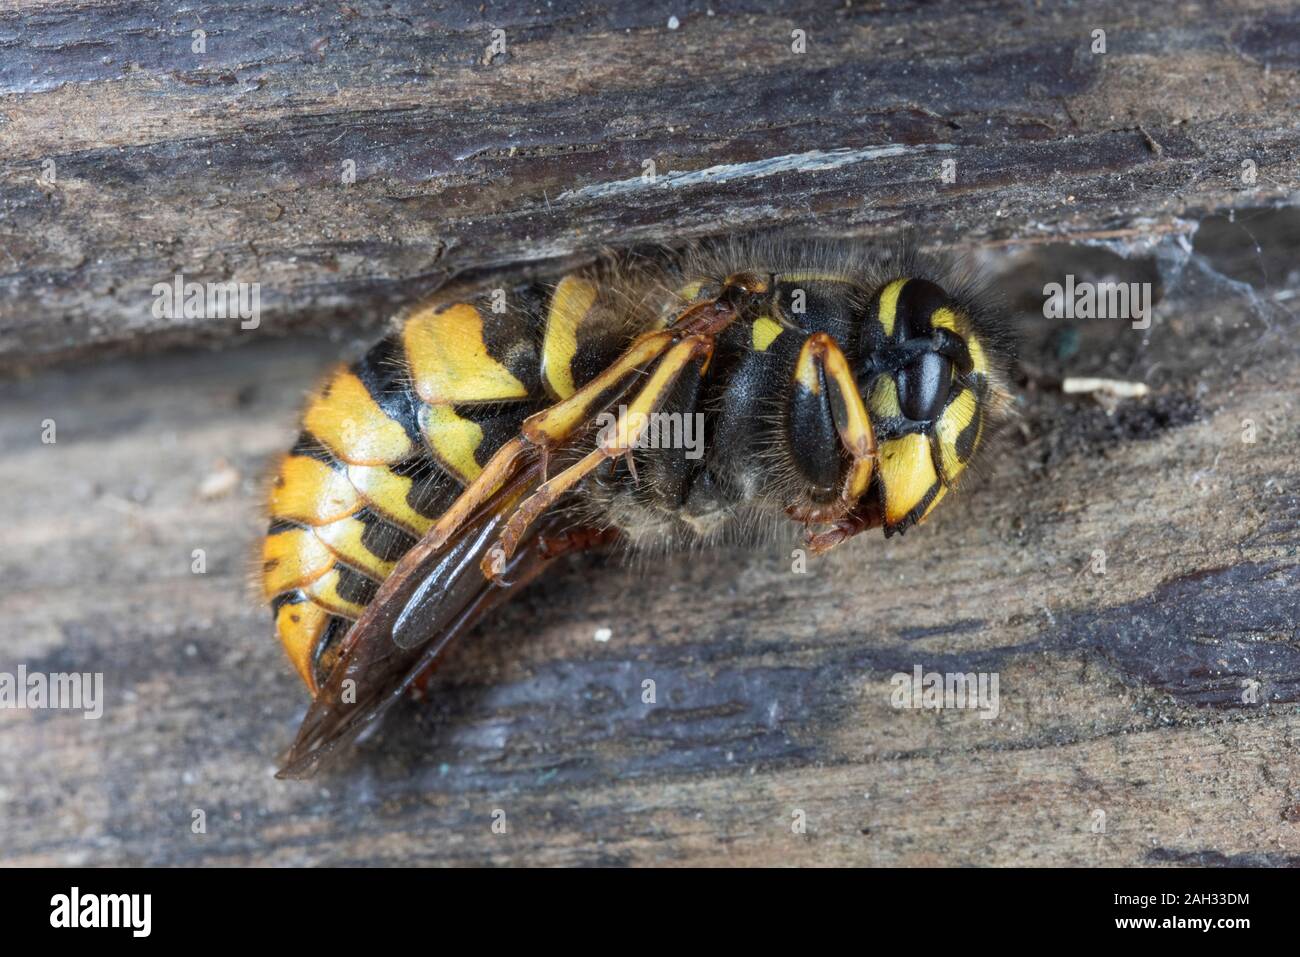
[262,239,1014,776]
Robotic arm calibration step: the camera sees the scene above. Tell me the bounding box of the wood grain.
[2,0,1298,366]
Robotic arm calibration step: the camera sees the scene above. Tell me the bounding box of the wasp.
[262,239,1014,776]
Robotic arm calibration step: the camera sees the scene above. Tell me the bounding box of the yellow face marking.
[304,568,367,620]
[269,455,362,526]
[313,516,396,581]
[262,528,333,599]
[524,331,673,445]
[931,306,988,377]
[877,279,908,338]
[935,387,979,482]
[751,315,783,352]
[275,600,330,694]
[869,375,902,419]
[303,369,414,466]
[346,465,435,536]
[968,338,988,377]
[878,432,939,527]
[929,306,960,333]
[542,275,598,400]
[420,403,485,485]
[404,302,529,405]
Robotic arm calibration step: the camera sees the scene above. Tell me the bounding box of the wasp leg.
[423,299,738,554]
[784,332,879,550]
[481,335,715,579]
[537,525,622,559]
[521,296,735,448]
[805,498,884,555]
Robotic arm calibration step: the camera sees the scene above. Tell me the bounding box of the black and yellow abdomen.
[263,278,623,692]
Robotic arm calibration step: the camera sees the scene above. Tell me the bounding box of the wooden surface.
[2,0,1299,367]
[2,206,1298,865]
[1,0,1298,867]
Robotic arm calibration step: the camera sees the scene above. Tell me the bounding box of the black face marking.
[896,352,953,422]
[954,401,983,463]
[892,278,949,342]
[931,326,974,374]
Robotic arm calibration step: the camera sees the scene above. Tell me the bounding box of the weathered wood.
[2,0,1298,366]
[2,206,1297,864]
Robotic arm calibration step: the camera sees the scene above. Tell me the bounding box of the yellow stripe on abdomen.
[313,516,397,581]
[419,404,485,485]
[269,454,362,525]
[262,527,334,599]
[303,368,414,466]
[404,302,529,405]
[346,464,436,537]
[303,568,368,620]
[275,599,331,692]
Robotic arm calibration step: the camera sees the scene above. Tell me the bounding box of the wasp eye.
[896,351,952,421]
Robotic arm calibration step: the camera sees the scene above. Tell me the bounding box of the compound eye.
[896,351,952,422]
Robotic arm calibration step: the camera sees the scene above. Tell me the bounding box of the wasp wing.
[277,466,562,778]
[276,295,738,777]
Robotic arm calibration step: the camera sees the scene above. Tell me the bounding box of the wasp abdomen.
[265,303,531,690]
[262,278,649,691]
